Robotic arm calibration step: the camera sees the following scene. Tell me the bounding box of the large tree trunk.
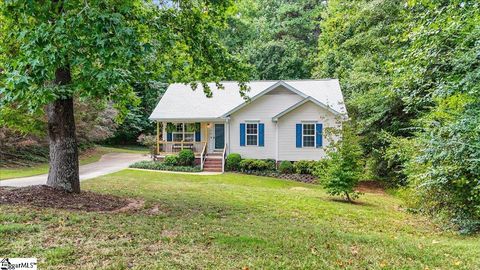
[46,67,80,193]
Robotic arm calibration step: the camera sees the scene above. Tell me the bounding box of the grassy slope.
[1,171,478,269]
[0,146,148,180]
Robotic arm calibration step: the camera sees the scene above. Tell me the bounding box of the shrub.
[278,161,293,174]
[239,159,269,171]
[163,155,178,166]
[177,149,195,166]
[130,160,201,172]
[312,159,329,180]
[264,159,276,171]
[226,153,242,171]
[293,160,317,175]
[137,134,157,156]
[252,160,269,171]
[316,122,363,202]
[239,159,255,171]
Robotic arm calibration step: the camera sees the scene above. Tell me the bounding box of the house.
[149,80,347,172]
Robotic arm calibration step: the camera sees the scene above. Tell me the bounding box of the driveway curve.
[0,153,149,187]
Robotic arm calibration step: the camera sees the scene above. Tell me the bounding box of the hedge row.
[226,153,324,176]
[130,160,201,172]
[239,170,318,184]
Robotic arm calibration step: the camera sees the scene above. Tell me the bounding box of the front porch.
[154,121,228,171]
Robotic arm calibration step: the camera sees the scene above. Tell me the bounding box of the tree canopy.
[0,0,250,192]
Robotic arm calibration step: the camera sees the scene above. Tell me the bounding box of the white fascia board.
[148,117,224,122]
[221,81,307,117]
[272,97,342,122]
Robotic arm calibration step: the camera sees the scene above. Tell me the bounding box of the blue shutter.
[296,124,302,148]
[167,132,172,141]
[240,123,246,146]
[316,123,323,148]
[258,123,264,147]
[195,122,201,142]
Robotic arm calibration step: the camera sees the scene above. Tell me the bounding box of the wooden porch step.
[203,155,224,172]
[205,155,223,160]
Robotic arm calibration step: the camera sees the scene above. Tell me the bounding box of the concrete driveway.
[0,153,149,187]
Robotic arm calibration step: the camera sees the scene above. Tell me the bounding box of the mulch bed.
[237,171,318,183]
[0,185,139,212]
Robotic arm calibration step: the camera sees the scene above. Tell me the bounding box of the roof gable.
[149,80,346,121]
[272,97,345,121]
[221,81,307,117]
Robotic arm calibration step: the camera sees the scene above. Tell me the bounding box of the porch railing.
[156,141,206,155]
[222,143,227,172]
[200,143,207,170]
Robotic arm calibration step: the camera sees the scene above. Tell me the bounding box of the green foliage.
[315,0,408,184]
[315,0,480,231]
[0,0,250,111]
[293,160,317,175]
[239,159,270,171]
[264,159,276,171]
[130,160,201,172]
[226,153,242,171]
[223,0,325,79]
[177,149,195,167]
[318,123,363,202]
[163,155,178,167]
[278,161,293,174]
[107,81,167,145]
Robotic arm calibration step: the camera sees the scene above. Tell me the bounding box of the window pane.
[173,133,183,141]
[175,123,183,132]
[303,124,315,135]
[246,123,257,134]
[303,136,315,147]
[184,133,194,142]
[246,134,257,145]
[185,123,195,132]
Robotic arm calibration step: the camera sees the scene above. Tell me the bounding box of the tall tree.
[0,0,248,193]
[314,0,410,184]
[223,0,324,79]
[316,0,480,232]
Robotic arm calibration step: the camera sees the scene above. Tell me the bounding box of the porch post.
[162,121,167,152]
[156,121,160,154]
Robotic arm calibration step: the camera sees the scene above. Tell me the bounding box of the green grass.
[0,145,148,180]
[98,145,149,154]
[1,171,479,269]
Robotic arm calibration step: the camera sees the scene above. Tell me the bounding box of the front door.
[214,124,225,150]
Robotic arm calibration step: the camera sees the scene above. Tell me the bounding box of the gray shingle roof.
[149,79,346,121]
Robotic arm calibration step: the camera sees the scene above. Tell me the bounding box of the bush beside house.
[130,149,200,172]
[226,153,242,171]
[130,160,201,172]
[226,154,319,183]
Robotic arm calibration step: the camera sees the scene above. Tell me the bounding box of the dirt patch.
[112,198,145,213]
[356,181,385,194]
[0,185,141,212]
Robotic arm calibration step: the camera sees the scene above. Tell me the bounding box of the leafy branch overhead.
[0,0,251,119]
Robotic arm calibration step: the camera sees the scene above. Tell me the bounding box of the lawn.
[1,171,479,269]
[0,145,148,180]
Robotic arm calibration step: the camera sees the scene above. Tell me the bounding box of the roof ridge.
[169,79,338,84]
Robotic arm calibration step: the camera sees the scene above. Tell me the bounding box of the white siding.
[278,101,341,161]
[228,87,303,159]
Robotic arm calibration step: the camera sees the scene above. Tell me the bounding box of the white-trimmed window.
[172,123,195,142]
[302,123,315,147]
[246,123,258,146]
